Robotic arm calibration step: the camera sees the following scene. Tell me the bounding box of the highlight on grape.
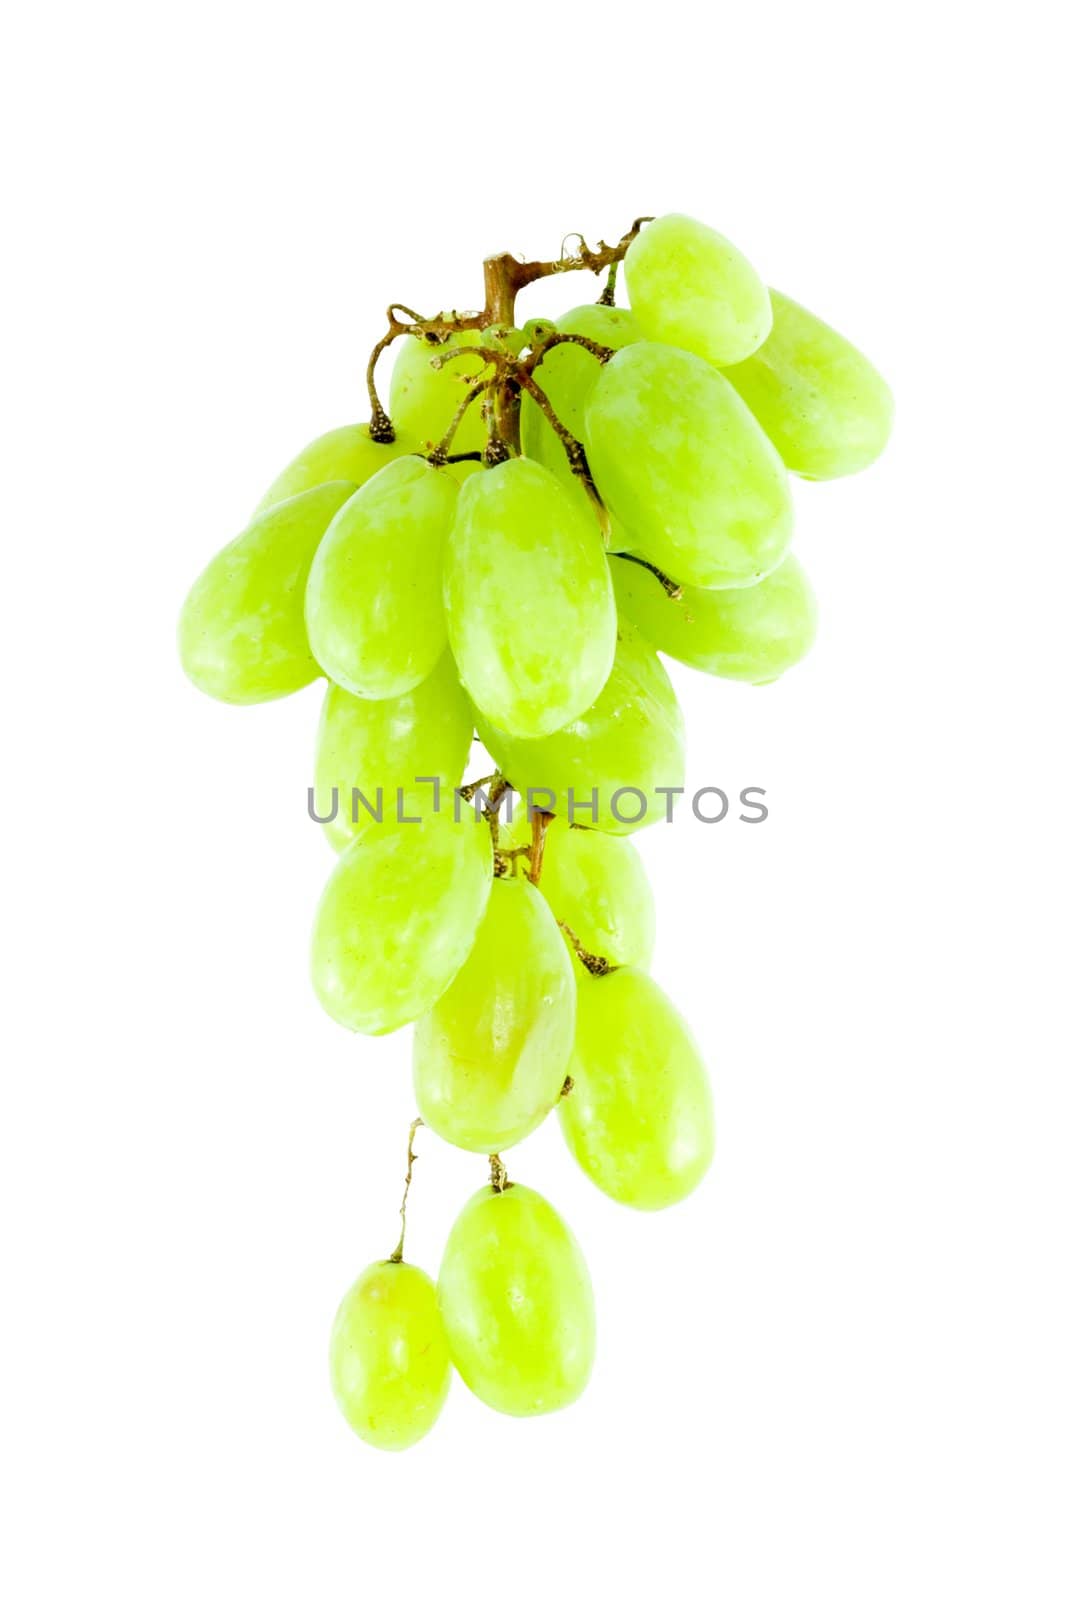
[179,212,892,1450]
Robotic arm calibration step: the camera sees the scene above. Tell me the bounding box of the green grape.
[485,323,528,354]
[612,552,817,684]
[537,824,655,972]
[389,326,521,466]
[436,1183,595,1417]
[253,422,420,516]
[492,790,528,852]
[329,1261,451,1451]
[584,342,793,589]
[501,810,654,972]
[520,304,641,503]
[559,967,715,1210]
[311,799,493,1034]
[623,212,771,366]
[478,622,685,835]
[520,316,557,346]
[313,654,473,853]
[413,878,576,1153]
[444,458,616,739]
[722,289,893,479]
[305,456,457,699]
[178,481,355,705]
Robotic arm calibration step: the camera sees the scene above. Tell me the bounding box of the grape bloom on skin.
[179,212,892,1448]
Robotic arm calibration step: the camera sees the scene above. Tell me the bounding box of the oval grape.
[310,800,493,1034]
[313,654,473,852]
[329,1261,450,1451]
[437,1183,595,1417]
[478,622,685,835]
[305,456,457,699]
[444,457,616,738]
[722,288,893,479]
[178,480,356,705]
[520,303,641,498]
[389,326,520,470]
[624,212,771,366]
[559,967,715,1209]
[537,823,655,972]
[253,422,419,516]
[585,342,793,589]
[413,878,575,1152]
[612,552,817,683]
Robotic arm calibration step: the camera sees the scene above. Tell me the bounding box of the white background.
[3,3,1064,1595]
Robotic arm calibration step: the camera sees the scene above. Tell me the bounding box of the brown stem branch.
[558,921,618,978]
[488,1152,512,1192]
[426,379,490,464]
[527,808,553,886]
[388,1117,423,1263]
[610,550,684,599]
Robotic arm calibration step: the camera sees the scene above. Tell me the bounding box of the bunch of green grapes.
[179,213,892,1450]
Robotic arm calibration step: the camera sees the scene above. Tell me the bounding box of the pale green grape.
[178,481,355,705]
[313,654,473,852]
[305,456,457,699]
[310,800,492,1034]
[520,304,641,502]
[391,329,488,455]
[444,458,616,738]
[389,326,520,467]
[537,824,655,972]
[436,1183,595,1417]
[585,342,793,588]
[624,213,771,366]
[413,878,575,1153]
[478,622,685,835]
[559,967,715,1210]
[501,810,654,971]
[612,552,817,684]
[253,422,420,516]
[329,1261,450,1451]
[723,289,893,478]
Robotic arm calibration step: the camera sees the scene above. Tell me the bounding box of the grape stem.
[527,809,553,887]
[488,1153,511,1193]
[365,218,653,451]
[388,1117,423,1264]
[426,379,491,465]
[598,260,620,307]
[558,921,618,978]
[610,550,684,599]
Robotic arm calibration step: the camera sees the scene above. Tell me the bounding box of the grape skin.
[305,456,457,699]
[178,480,356,705]
[312,653,473,852]
[722,288,894,479]
[390,329,491,460]
[437,1183,595,1417]
[413,878,576,1153]
[585,341,794,589]
[329,1261,451,1451]
[478,622,685,836]
[520,303,641,492]
[624,212,772,367]
[612,551,817,684]
[253,422,420,516]
[310,800,493,1035]
[505,818,656,974]
[559,967,715,1210]
[444,457,617,739]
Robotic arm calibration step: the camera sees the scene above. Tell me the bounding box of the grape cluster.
[179,214,892,1450]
